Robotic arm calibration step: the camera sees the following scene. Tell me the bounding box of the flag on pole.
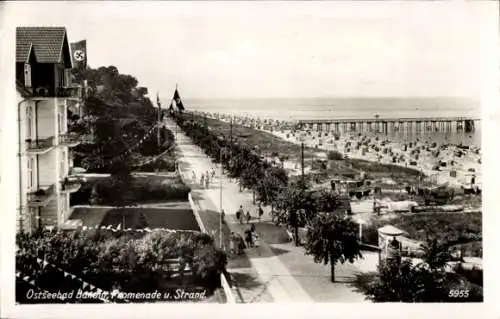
[173,88,185,112]
[71,40,88,70]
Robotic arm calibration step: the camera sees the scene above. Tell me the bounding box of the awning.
[378,225,407,236]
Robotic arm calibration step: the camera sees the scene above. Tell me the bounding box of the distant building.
[16,27,83,233]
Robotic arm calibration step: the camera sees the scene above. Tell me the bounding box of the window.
[60,150,66,176]
[24,63,32,88]
[65,69,72,87]
[26,157,35,191]
[58,112,62,134]
[25,104,33,139]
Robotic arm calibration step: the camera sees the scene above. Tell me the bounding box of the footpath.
[165,118,369,303]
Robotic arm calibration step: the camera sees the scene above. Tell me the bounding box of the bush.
[327,150,343,161]
[361,225,379,245]
[135,158,176,172]
[453,263,483,287]
[16,230,227,301]
[364,258,483,302]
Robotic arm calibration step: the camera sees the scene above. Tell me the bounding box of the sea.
[173,97,481,147]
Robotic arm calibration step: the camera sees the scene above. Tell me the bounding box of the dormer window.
[24,63,32,88]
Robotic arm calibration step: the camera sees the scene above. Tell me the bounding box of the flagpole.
[219,151,223,250]
[157,91,161,147]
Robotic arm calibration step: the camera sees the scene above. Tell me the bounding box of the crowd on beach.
[195,111,481,190]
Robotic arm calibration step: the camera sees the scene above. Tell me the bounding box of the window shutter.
[24,63,32,88]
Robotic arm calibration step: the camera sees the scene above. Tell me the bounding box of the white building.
[16,27,83,233]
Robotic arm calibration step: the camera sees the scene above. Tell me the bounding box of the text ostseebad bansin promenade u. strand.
[26,289,207,301]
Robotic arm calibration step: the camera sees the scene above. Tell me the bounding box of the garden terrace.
[16,230,227,303]
[70,174,191,207]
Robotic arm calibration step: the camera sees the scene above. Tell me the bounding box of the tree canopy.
[70,65,173,174]
[303,213,362,282]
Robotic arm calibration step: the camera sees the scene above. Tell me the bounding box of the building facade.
[16,27,83,233]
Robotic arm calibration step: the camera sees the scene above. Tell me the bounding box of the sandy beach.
[197,111,481,190]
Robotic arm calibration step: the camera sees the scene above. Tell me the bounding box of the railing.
[60,177,82,193]
[25,137,55,153]
[56,86,82,99]
[297,117,481,125]
[31,86,81,99]
[59,132,81,146]
[79,134,97,144]
[27,184,56,207]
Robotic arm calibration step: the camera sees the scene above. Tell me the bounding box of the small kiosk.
[378,225,407,262]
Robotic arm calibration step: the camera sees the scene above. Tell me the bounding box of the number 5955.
[449,289,469,298]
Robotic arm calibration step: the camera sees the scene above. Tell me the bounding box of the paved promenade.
[165,118,368,303]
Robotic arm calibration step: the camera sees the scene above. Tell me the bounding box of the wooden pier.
[296,117,480,133]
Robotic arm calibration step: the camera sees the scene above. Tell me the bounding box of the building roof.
[16,27,72,66]
[16,79,32,97]
[378,225,407,236]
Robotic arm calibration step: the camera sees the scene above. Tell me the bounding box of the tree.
[274,180,310,246]
[420,238,453,272]
[256,168,288,221]
[365,236,484,302]
[303,213,362,282]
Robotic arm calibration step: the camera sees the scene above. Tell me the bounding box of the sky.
[2,1,498,99]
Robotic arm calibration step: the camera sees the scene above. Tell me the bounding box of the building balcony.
[59,132,81,147]
[80,134,97,144]
[60,177,82,193]
[27,184,56,207]
[25,137,55,155]
[56,86,82,100]
[31,86,82,100]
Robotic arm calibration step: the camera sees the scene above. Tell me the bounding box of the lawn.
[71,173,190,206]
[99,207,200,231]
[69,207,112,227]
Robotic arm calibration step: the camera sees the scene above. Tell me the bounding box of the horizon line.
[158,96,480,101]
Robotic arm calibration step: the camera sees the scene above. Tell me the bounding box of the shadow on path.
[349,272,377,298]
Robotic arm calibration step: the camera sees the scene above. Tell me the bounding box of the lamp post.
[219,151,223,250]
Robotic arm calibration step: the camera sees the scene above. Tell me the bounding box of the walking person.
[244,226,254,248]
[237,233,245,254]
[205,173,210,188]
[253,231,260,248]
[200,173,205,188]
[246,211,251,224]
[236,205,244,224]
[229,232,236,256]
[257,204,264,222]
